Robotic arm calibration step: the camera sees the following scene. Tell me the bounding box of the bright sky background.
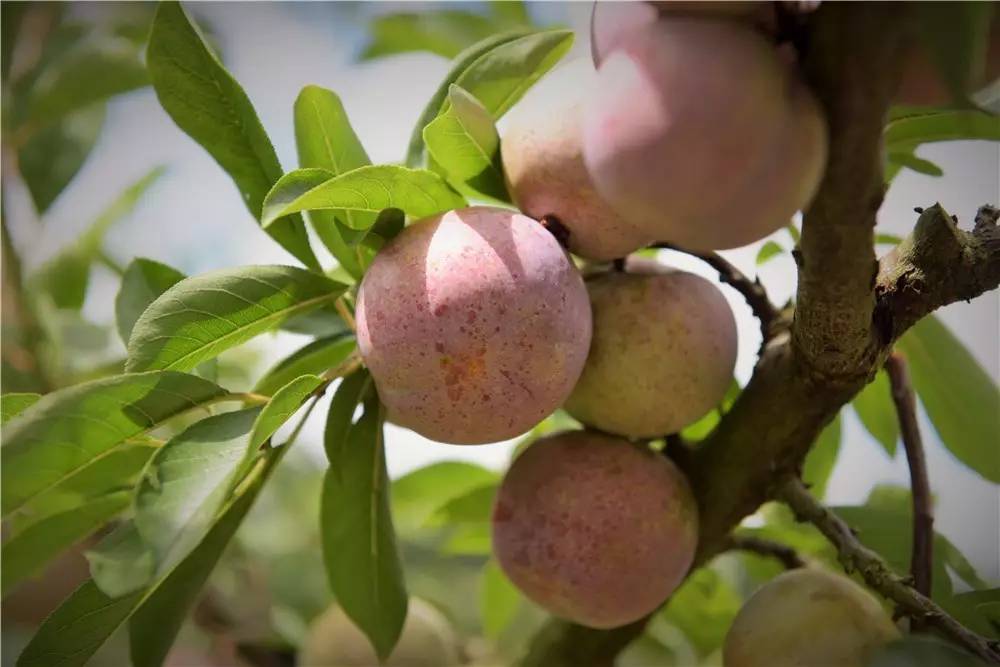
[8,2,998,581]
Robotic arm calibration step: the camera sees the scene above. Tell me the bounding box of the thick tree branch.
[653,242,782,341]
[725,534,805,570]
[886,351,934,604]
[777,476,1000,664]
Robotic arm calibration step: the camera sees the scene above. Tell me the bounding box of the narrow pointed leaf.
[249,375,323,451]
[852,369,899,457]
[1,393,40,424]
[125,265,347,372]
[254,334,355,397]
[884,110,1000,148]
[802,413,842,500]
[1,491,130,597]
[262,166,465,229]
[896,315,999,482]
[321,393,407,661]
[755,240,785,266]
[323,370,371,462]
[1,371,227,518]
[115,258,186,344]
[147,1,318,269]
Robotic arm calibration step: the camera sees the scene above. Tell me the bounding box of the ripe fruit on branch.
[301,598,460,667]
[565,260,737,438]
[492,430,698,629]
[501,59,652,261]
[723,568,901,667]
[355,207,591,445]
[583,18,827,251]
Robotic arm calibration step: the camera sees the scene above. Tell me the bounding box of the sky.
[7,2,998,581]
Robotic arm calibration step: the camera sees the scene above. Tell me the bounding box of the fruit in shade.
[300,598,460,667]
[355,206,591,445]
[502,59,652,261]
[492,430,698,629]
[583,18,827,251]
[723,568,901,667]
[565,260,737,438]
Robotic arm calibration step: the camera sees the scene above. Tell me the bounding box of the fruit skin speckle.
[355,207,592,445]
[491,430,698,628]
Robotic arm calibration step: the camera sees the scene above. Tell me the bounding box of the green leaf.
[18,103,106,213]
[262,165,465,229]
[680,379,741,441]
[896,315,1000,482]
[125,265,347,372]
[134,407,262,580]
[294,85,373,278]
[323,370,372,462]
[321,393,407,661]
[405,28,537,166]
[249,375,323,451]
[660,567,742,656]
[24,36,147,127]
[432,484,496,525]
[490,1,532,26]
[85,522,155,598]
[875,233,905,246]
[361,11,500,61]
[279,303,350,338]
[147,1,319,269]
[852,369,899,457]
[1,393,41,424]
[802,412,842,500]
[885,110,1000,149]
[870,634,987,667]
[115,258,186,344]
[392,461,499,534]
[755,240,785,266]
[945,589,1000,639]
[32,167,166,310]
[886,151,944,178]
[254,334,355,397]
[914,2,994,105]
[1,491,130,597]
[480,559,520,640]
[423,84,508,201]
[1,371,227,518]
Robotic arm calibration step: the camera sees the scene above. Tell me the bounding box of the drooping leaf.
[914,2,994,105]
[85,522,155,598]
[391,461,499,534]
[262,165,465,229]
[18,103,106,213]
[423,84,508,201]
[134,407,262,580]
[115,258,186,344]
[1,491,130,597]
[895,315,1000,482]
[1,371,227,518]
[852,369,899,457]
[125,265,347,372]
[405,28,537,166]
[323,370,372,463]
[1,393,41,424]
[755,240,785,266]
[254,334,355,397]
[248,375,323,451]
[147,1,319,269]
[802,413,842,500]
[32,167,166,310]
[479,559,521,640]
[294,85,372,277]
[361,11,500,61]
[321,393,407,661]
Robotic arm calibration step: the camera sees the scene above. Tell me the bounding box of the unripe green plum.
[502,59,652,261]
[355,207,591,445]
[492,430,698,629]
[724,568,901,667]
[565,262,737,437]
[300,598,460,667]
[583,18,827,251]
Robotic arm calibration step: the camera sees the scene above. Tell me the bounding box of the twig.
[725,534,805,570]
[886,352,933,608]
[777,475,1000,664]
[652,242,780,341]
[321,348,363,383]
[334,296,356,332]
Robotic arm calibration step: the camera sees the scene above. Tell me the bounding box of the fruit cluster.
[351,0,896,645]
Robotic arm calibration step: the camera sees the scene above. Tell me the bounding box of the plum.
[492,430,698,629]
[355,207,591,445]
[724,568,901,667]
[501,59,652,261]
[565,261,737,437]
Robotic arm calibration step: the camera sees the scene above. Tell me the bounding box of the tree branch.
[725,534,805,570]
[885,351,934,606]
[653,242,782,341]
[777,476,1000,664]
